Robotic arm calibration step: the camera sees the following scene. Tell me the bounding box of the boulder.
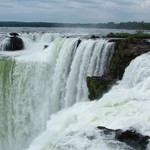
[86,75,115,100]
[9,36,24,51]
[5,33,24,51]
[97,126,150,150]
[116,129,150,150]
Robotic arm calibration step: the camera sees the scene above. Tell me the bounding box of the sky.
[0,0,149,23]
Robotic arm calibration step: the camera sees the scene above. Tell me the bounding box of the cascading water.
[27,52,150,150]
[0,32,114,150]
[50,38,114,111]
[0,34,11,51]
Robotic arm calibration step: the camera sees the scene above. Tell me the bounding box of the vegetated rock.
[108,38,150,79]
[5,32,24,51]
[97,126,150,150]
[86,75,115,100]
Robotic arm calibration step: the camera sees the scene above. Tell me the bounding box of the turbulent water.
[27,52,150,150]
[0,32,115,150]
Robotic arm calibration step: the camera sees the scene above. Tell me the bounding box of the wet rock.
[9,32,19,37]
[5,33,24,51]
[97,126,150,150]
[116,129,150,150]
[86,75,115,100]
[77,39,81,48]
[44,45,49,49]
[97,126,115,135]
[108,38,122,42]
[9,37,24,51]
[90,35,100,39]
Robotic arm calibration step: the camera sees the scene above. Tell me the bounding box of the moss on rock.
[108,38,150,79]
[86,76,115,100]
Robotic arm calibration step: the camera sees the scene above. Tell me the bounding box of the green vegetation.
[107,31,150,38]
[86,76,114,100]
[0,21,150,30]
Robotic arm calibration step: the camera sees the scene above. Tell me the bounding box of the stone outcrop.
[77,39,81,48]
[5,32,24,51]
[97,126,150,150]
[108,38,150,80]
[90,35,100,39]
[86,76,115,100]
[87,38,150,100]
[9,32,19,37]
[43,45,49,49]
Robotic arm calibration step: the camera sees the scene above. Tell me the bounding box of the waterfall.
[27,52,150,150]
[0,33,114,150]
[0,34,11,51]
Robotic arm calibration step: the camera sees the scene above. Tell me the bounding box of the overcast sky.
[0,0,149,23]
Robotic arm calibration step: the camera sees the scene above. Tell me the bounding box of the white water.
[0,33,10,51]
[27,52,150,150]
[0,32,114,150]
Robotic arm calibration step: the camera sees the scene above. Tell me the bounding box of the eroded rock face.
[97,126,150,150]
[108,38,150,80]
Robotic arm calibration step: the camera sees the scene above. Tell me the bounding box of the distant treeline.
[0,21,150,30]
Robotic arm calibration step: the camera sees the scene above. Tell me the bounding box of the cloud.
[0,0,149,22]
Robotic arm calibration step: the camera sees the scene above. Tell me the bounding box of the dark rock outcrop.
[90,35,100,39]
[9,36,24,51]
[116,129,150,150]
[108,38,122,42]
[77,39,81,48]
[9,32,19,37]
[86,76,115,100]
[108,38,150,80]
[43,45,49,49]
[5,32,24,51]
[97,126,150,150]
